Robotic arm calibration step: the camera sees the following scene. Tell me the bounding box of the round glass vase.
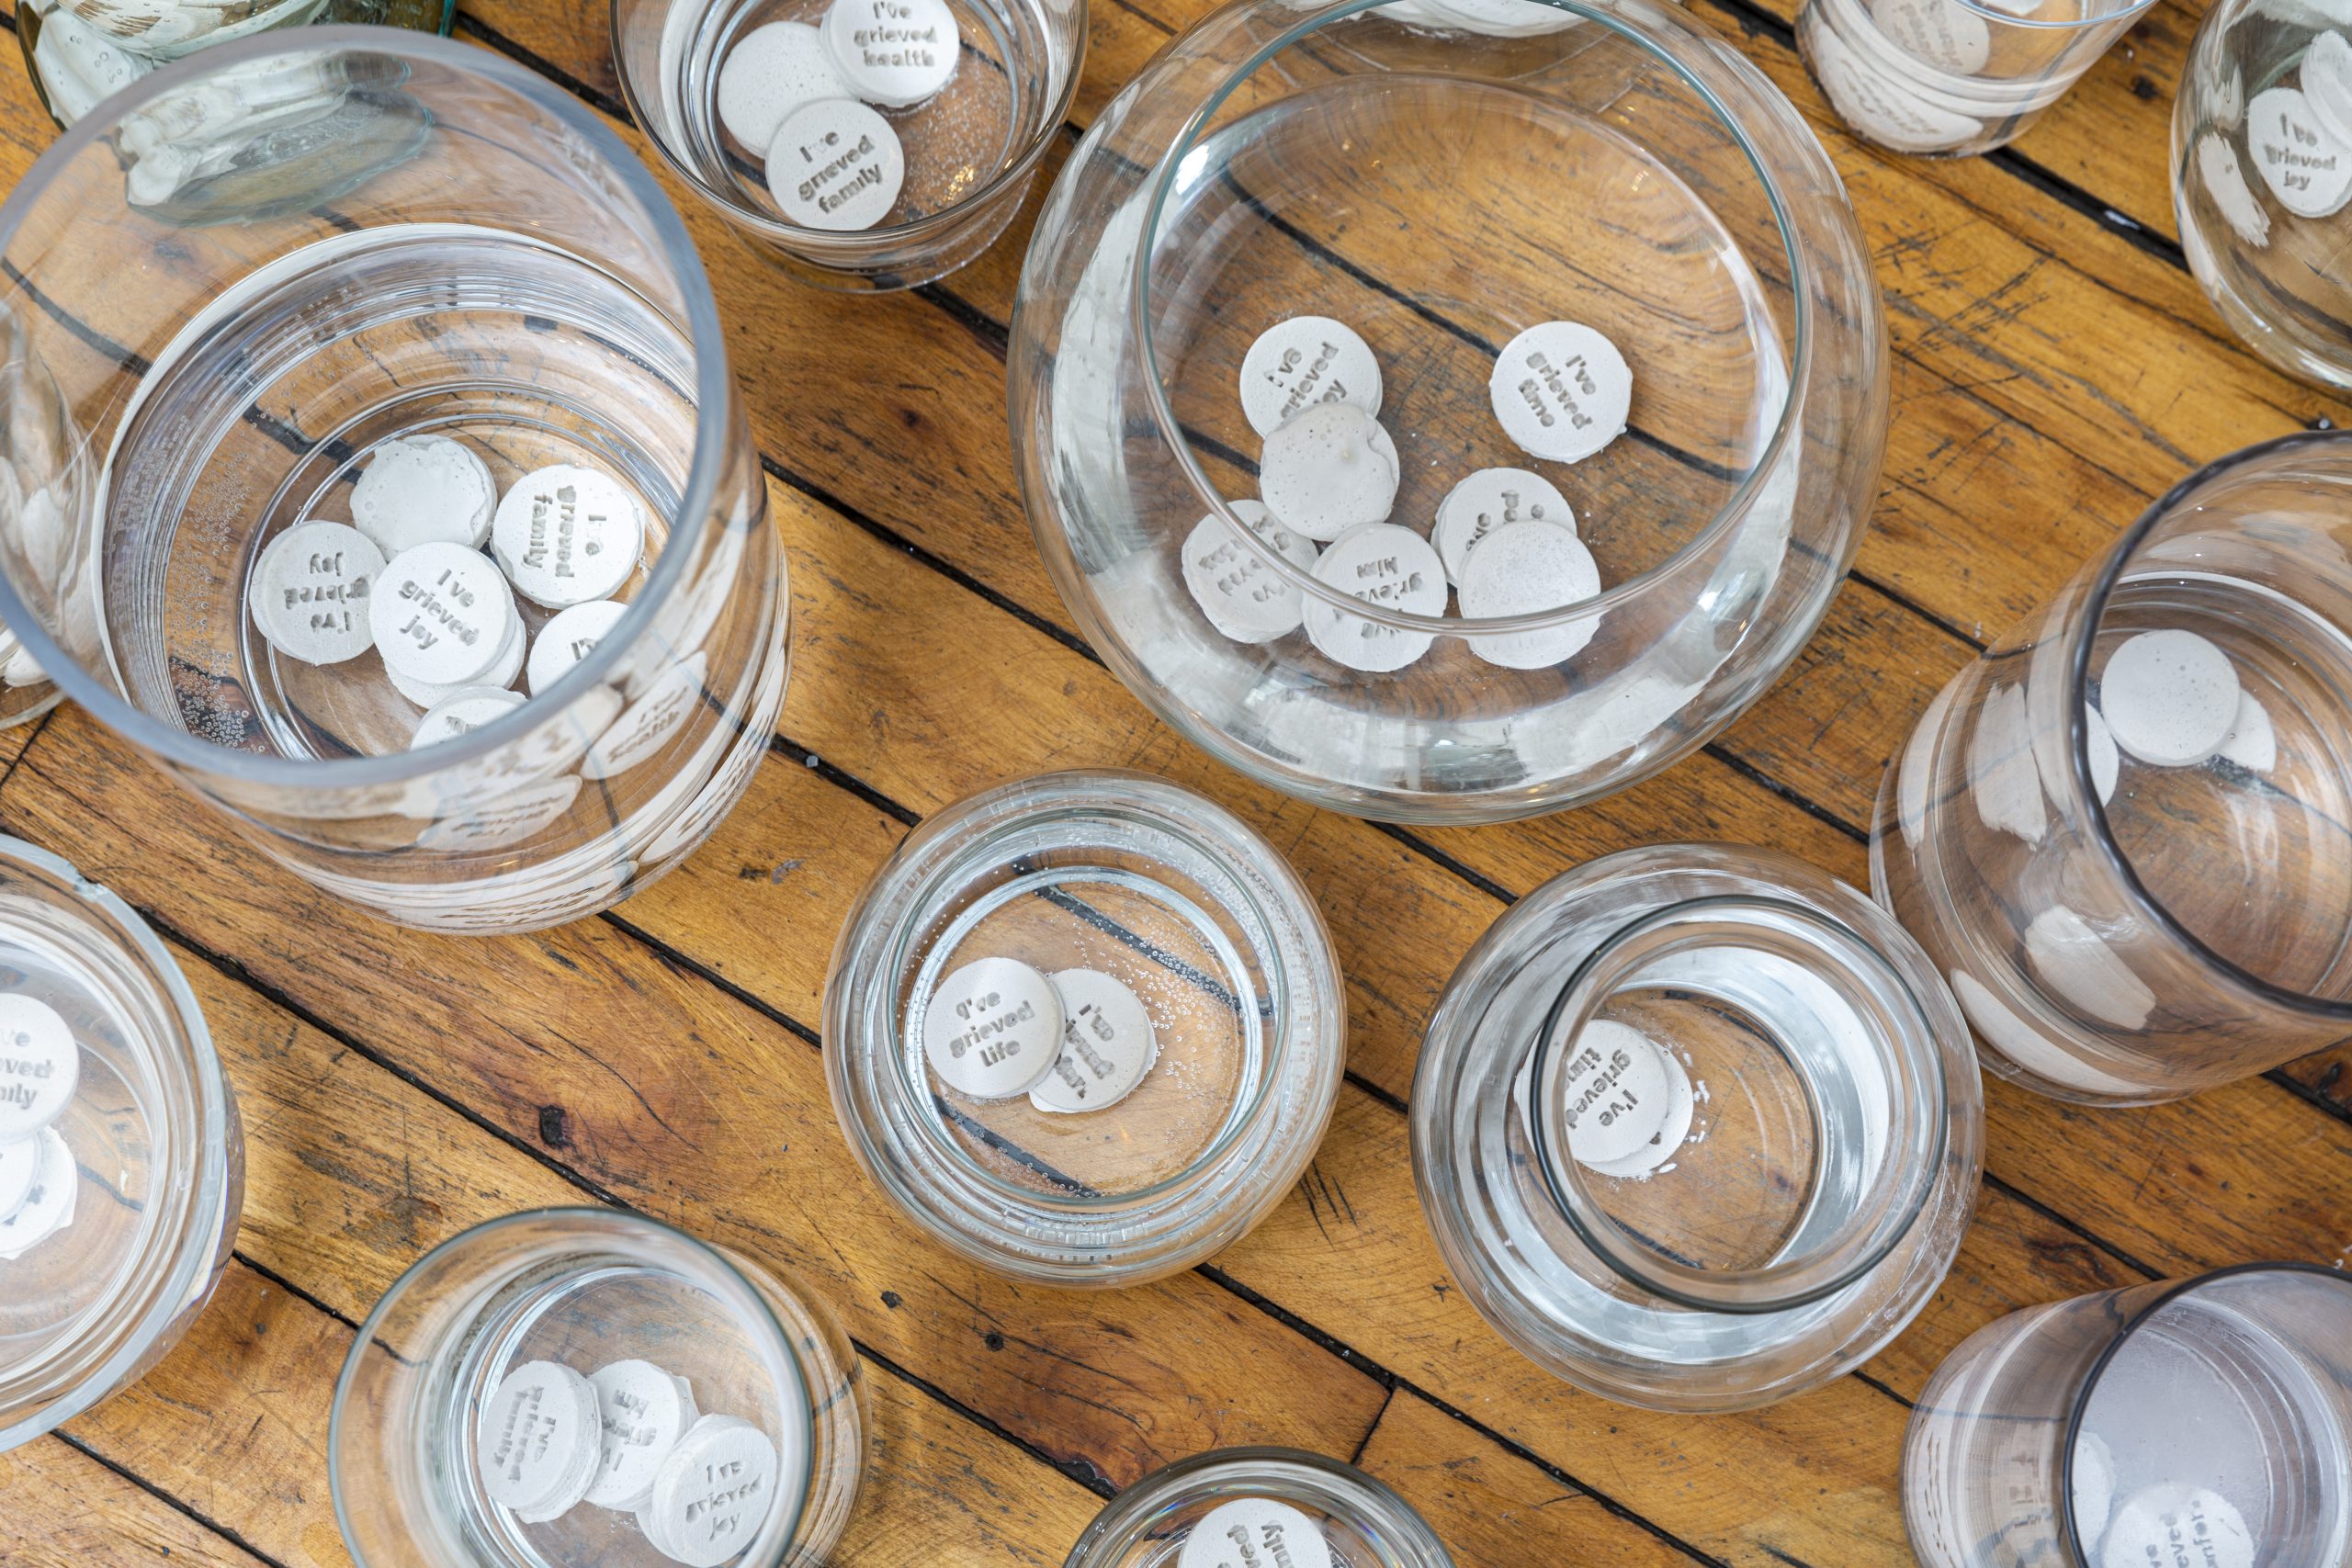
[1411,843,1983,1413]
[824,769,1346,1288]
[614,0,1086,289]
[0,31,790,935]
[2175,0,2352,392]
[1008,0,1885,825]
[330,1208,867,1568]
[0,836,243,1452]
[1062,1448,1455,1568]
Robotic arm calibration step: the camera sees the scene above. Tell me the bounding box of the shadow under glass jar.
[0,31,789,935]
[1412,844,1983,1413]
[1010,0,1885,825]
[0,835,242,1452]
[1905,1264,2352,1568]
[1062,1448,1455,1568]
[824,770,1346,1287]
[331,1208,866,1568]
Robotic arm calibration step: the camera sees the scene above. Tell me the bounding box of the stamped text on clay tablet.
[1029,968,1159,1113]
[1488,321,1632,464]
[922,956,1066,1099]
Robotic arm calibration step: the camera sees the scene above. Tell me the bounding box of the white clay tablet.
[2307,30,2352,145]
[823,0,959,107]
[1806,21,1984,152]
[2099,629,2241,766]
[1550,1019,1675,1169]
[0,995,76,1145]
[373,541,517,687]
[1302,523,1446,673]
[416,774,582,853]
[0,1128,40,1223]
[1455,520,1602,670]
[645,1414,780,1567]
[767,98,905,231]
[492,465,645,610]
[1585,1045,1693,1179]
[1433,467,1575,584]
[922,956,1065,1099]
[2217,691,2276,772]
[2070,1431,2115,1551]
[1181,501,1319,644]
[1259,402,1401,542]
[2099,1486,2253,1568]
[2199,132,2272,249]
[1871,0,1990,73]
[351,435,496,556]
[389,613,525,709]
[1238,317,1383,437]
[718,21,853,150]
[478,1359,604,1516]
[411,686,528,750]
[527,599,630,697]
[581,656,707,780]
[1488,321,1632,464]
[2249,86,2352,218]
[584,1359,700,1511]
[2086,705,2120,805]
[1178,1498,1335,1568]
[1029,969,1159,1114]
[0,1129,74,1259]
[248,521,386,667]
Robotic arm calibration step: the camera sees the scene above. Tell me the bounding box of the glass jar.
[1905,1264,2352,1567]
[614,0,1085,289]
[1873,434,2352,1104]
[331,1209,866,1568]
[1412,844,1982,1413]
[1062,1448,1455,1568]
[2176,0,2352,391]
[0,32,789,934]
[1008,0,1885,825]
[0,836,242,1451]
[825,770,1345,1287]
[20,0,454,131]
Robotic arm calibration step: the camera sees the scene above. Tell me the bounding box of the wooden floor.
[0,0,2334,1561]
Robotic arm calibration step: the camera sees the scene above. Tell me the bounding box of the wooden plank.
[0,1438,269,1568]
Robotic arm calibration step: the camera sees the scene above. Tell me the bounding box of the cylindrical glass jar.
[1009,0,1885,825]
[825,770,1345,1287]
[1796,0,2155,159]
[2175,0,2352,391]
[331,1209,865,1568]
[614,0,1085,289]
[0,836,242,1451]
[1873,434,2352,1104]
[0,32,789,934]
[1063,1448,1455,1568]
[1905,1264,2352,1567]
[1412,844,1982,1413]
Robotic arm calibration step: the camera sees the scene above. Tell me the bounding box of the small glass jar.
[825,770,1345,1287]
[1905,1264,2352,1567]
[1062,1448,1455,1568]
[331,1208,865,1568]
[1010,0,1886,825]
[2176,0,2352,391]
[0,836,243,1451]
[1412,844,1982,1413]
[614,0,1085,289]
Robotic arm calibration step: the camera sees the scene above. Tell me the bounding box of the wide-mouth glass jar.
[331,1208,865,1568]
[1412,844,1982,1412]
[614,0,1086,289]
[1062,1448,1455,1568]
[1905,1263,2352,1567]
[0,32,789,934]
[0,836,242,1451]
[1010,0,1885,824]
[825,770,1345,1287]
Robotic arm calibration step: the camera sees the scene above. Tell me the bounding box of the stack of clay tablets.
[2088,628,2275,801]
[714,0,966,233]
[1181,314,1632,675]
[922,956,1161,1113]
[477,1357,780,1567]
[1178,1497,1338,1568]
[0,994,83,1260]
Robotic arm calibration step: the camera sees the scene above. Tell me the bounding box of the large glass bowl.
[1008,0,1887,824]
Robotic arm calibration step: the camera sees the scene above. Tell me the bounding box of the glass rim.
[1129,0,1816,636]
[2066,427,2352,1021]
[0,26,736,792]
[1525,886,1952,1314]
[610,0,1091,249]
[0,833,233,1450]
[326,1204,820,1566]
[1941,0,2161,30]
[2055,1260,2352,1566]
[1062,1446,1452,1567]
